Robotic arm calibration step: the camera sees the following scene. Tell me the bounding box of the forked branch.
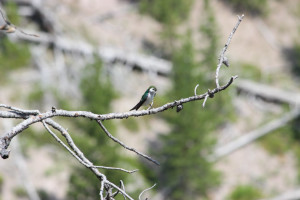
[0,13,244,200]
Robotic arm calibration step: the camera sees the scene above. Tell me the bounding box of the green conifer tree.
[146,1,232,199]
[139,0,193,26]
[67,58,129,200]
[157,33,221,200]
[139,0,194,52]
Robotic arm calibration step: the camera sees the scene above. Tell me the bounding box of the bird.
[130,86,157,111]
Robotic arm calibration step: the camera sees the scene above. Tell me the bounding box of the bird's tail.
[129,107,136,111]
[130,101,143,111]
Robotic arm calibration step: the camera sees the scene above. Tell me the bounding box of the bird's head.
[148,86,157,94]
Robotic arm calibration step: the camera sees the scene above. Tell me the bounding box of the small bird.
[130,86,157,111]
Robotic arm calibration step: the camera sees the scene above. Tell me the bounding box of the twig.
[111,181,124,199]
[194,84,199,95]
[99,177,105,200]
[215,14,244,88]
[92,166,138,174]
[4,120,41,200]
[42,120,87,166]
[203,88,218,108]
[202,95,209,108]
[17,28,39,37]
[0,104,40,115]
[120,180,125,191]
[0,111,29,119]
[104,185,114,200]
[105,180,134,200]
[42,119,105,200]
[43,119,134,199]
[97,120,160,166]
[119,180,127,200]
[43,120,138,173]
[139,183,156,200]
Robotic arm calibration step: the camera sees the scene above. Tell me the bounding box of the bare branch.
[111,181,124,199]
[139,183,156,200]
[97,120,160,166]
[0,104,40,115]
[202,95,209,108]
[0,8,7,23]
[99,179,105,200]
[42,120,107,199]
[44,119,134,199]
[210,108,300,161]
[0,75,237,160]
[194,84,199,96]
[215,14,244,88]
[92,166,138,174]
[0,8,39,37]
[236,79,300,105]
[0,13,244,199]
[0,111,25,119]
[120,180,126,191]
[262,189,300,200]
[42,120,87,166]
[43,120,138,174]
[105,180,134,200]
[119,180,127,200]
[16,27,40,37]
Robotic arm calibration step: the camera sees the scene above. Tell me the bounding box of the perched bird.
[130,86,157,111]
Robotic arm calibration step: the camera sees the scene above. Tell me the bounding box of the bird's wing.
[141,90,149,100]
[130,89,149,111]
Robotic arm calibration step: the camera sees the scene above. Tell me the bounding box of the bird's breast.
[143,93,154,105]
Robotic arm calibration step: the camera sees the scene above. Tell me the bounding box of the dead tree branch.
[43,119,133,200]
[43,120,138,173]
[139,183,156,200]
[210,108,300,161]
[0,74,237,160]
[0,13,244,199]
[236,79,300,105]
[0,70,237,199]
[215,14,244,88]
[0,72,237,199]
[97,120,160,165]
[261,189,300,200]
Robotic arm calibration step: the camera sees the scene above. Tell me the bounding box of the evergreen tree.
[139,0,194,53]
[157,33,221,200]
[140,0,194,26]
[67,58,129,200]
[148,1,232,199]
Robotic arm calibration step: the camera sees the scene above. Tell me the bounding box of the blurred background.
[0,0,300,199]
